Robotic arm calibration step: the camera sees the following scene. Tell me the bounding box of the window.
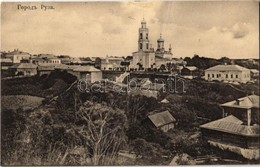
[146,43,149,49]
[146,33,148,39]
[140,33,143,39]
[208,74,210,78]
[236,74,238,78]
[226,74,228,78]
[212,74,214,78]
[140,43,142,50]
[231,74,233,78]
[219,74,221,77]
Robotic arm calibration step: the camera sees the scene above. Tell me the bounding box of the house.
[69,66,102,83]
[250,69,259,78]
[147,110,176,132]
[200,115,259,160]
[5,49,30,63]
[37,66,55,76]
[220,95,259,126]
[181,66,198,79]
[101,55,124,70]
[57,55,71,64]
[205,64,250,83]
[9,63,37,76]
[30,57,61,66]
[0,58,13,67]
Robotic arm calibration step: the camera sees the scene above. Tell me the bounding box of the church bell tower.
[138,18,150,51]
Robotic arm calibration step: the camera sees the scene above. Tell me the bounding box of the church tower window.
[140,33,143,39]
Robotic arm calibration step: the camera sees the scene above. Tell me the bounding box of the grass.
[1,95,44,111]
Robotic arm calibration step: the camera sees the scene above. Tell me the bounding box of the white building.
[30,57,61,66]
[5,49,30,63]
[205,64,250,83]
[101,55,124,70]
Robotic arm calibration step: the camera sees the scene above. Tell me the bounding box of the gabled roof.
[148,111,176,128]
[200,115,259,137]
[205,65,249,72]
[183,66,197,71]
[10,63,37,69]
[6,50,30,56]
[161,98,169,104]
[221,95,259,109]
[73,66,101,72]
[0,58,12,63]
[250,69,259,73]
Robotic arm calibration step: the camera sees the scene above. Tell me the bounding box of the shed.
[72,66,102,83]
[147,110,176,132]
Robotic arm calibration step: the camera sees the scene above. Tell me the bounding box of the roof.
[10,63,37,69]
[205,64,249,72]
[200,115,259,137]
[148,111,176,128]
[6,50,30,56]
[0,58,12,63]
[250,69,259,73]
[37,66,55,71]
[73,66,101,72]
[161,98,170,104]
[183,66,197,71]
[221,95,259,109]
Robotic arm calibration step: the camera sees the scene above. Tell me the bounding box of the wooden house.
[147,110,176,132]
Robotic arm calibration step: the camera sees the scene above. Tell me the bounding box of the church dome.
[157,35,164,42]
[141,18,146,24]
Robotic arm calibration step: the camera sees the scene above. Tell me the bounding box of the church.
[130,19,174,70]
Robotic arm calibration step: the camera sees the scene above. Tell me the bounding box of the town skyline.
[1,1,259,59]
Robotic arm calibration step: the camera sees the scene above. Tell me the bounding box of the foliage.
[130,138,171,165]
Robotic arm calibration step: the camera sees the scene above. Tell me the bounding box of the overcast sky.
[1,1,259,59]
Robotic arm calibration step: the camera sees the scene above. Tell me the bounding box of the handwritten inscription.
[17,4,55,11]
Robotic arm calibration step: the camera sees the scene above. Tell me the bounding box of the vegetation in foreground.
[1,71,259,165]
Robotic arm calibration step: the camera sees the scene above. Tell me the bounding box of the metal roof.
[221,95,259,109]
[10,63,37,69]
[73,66,101,72]
[200,115,259,137]
[205,65,250,72]
[148,110,176,128]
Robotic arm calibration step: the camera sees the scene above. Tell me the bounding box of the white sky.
[1,1,259,59]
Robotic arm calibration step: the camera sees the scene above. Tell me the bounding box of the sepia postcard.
[1,1,259,166]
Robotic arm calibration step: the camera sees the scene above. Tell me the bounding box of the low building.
[30,57,61,66]
[147,110,176,132]
[70,66,102,83]
[220,95,259,126]
[205,64,250,83]
[250,69,259,78]
[200,115,259,160]
[9,63,37,76]
[181,66,198,79]
[0,58,13,67]
[5,49,30,63]
[101,55,124,70]
[37,66,55,76]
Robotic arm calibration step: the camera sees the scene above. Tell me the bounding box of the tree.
[74,101,127,165]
